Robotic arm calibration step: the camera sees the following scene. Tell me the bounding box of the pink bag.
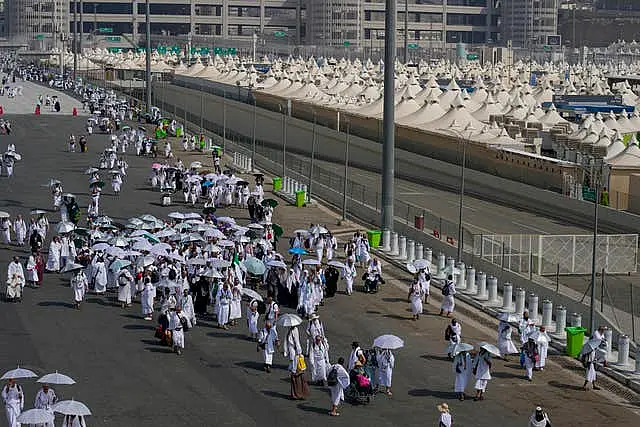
[356,374,370,388]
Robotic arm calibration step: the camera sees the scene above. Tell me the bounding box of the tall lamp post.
[381,0,396,234]
[145,0,152,111]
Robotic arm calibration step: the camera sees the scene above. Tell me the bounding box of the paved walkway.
[0,77,86,115]
[0,120,638,426]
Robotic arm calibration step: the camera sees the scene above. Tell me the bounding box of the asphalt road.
[0,113,639,426]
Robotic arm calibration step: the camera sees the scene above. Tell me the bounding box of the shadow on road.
[383,314,408,321]
[123,324,154,330]
[262,390,292,400]
[382,297,406,303]
[407,388,457,399]
[491,371,523,379]
[296,403,329,415]
[207,331,247,340]
[120,313,144,320]
[547,380,585,391]
[420,354,451,362]
[37,301,75,309]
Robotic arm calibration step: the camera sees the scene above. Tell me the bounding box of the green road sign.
[171,46,181,53]
[35,34,45,40]
[99,27,113,33]
[343,41,350,47]
[157,46,167,54]
[466,53,479,60]
[582,187,596,202]
[543,45,551,52]
[107,47,121,53]
[274,31,286,38]
[106,36,121,42]
[408,43,419,49]
[228,48,237,55]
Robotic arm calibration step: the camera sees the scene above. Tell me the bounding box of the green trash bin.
[295,190,306,207]
[176,127,183,137]
[272,177,283,191]
[565,326,587,358]
[367,230,382,248]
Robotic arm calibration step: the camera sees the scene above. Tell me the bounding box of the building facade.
[307,0,500,48]
[500,0,559,49]
[5,0,69,48]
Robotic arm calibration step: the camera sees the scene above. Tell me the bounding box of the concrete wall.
[153,82,640,235]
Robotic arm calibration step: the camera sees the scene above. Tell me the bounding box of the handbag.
[296,355,307,372]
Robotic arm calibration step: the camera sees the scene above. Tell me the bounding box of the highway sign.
[343,41,350,47]
[35,34,45,40]
[274,31,286,38]
[99,27,113,33]
[106,36,121,42]
[466,53,479,60]
[408,43,419,49]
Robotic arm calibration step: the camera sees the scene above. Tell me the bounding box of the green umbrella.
[272,223,283,238]
[109,259,132,272]
[261,198,278,208]
[202,206,216,215]
[242,256,266,275]
[73,228,90,236]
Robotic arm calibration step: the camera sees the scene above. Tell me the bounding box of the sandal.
[328,412,340,417]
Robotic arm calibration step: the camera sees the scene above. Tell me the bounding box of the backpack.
[327,367,338,386]
[257,301,266,315]
[442,282,451,296]
[445,325,452,341]
[118,274,129,286]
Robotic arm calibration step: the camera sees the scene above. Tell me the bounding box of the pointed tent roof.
[607,141,640,168]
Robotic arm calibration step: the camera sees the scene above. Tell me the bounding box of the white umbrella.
[30,209,47,215]
[168,212,185,220]
[497,312,519,322]
[184,212,202,219]
[190,161,203,169]
[266,260,287,269]
[247,223,264,230]
[53,399,92,416]
[218,240,234,248]
[91,243,110,251]
[204,229,225,239]
[328,260,345,269]
[154,229,176,238]
[210,259,232,269]
[136,256,155,268]
[60,263,84,274]
[186,258,206,266]
[413,259,430,270]
[478,342,501,357]
[167,253,185,263]
[277,313,303,327]
[108,237,128,248]
[579,338,602,357]
[406,263,417,274]
[106,246,126,258]
[139,214,157,222]
[150,246,168,256]
[241,288,263,302]
[132,240,153,251]
[302,259,321,266]
[84,167,98,174]
[0,211,10,219]
[309,225,328,235]
[373,334,404,350]
[1,367,37,380]
[452,342,474,356]
[202,268,224,279]
[17,408,54,424]
[37,371,76,385]
[55,222,76,234]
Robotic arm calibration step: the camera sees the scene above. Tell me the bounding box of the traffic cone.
[35,105,40,115]
[0,105,3,115]
[72,107,77,116]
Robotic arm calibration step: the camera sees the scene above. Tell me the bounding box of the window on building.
[228,6,260,17]
[136,4,190,15]
[138,22,189,35]
[265,7,296,19]
[447,13,486,26]
[82,2,133,14]
[446,0,486,6]
[195,5,221,16]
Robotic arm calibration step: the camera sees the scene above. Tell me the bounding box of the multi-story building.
[307,0,500,49]
[500,0,559,49]
[64,0,304,47]
[5,0,69,48]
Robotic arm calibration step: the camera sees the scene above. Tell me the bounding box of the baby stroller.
[155,312,172,347]
[345,363,375,405]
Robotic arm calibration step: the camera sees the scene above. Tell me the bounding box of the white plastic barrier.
[407,240,415,263]
[398,236,407,260]
[541,300,553,329]
[514,287,526,316]
[390,232,399,256]
[502,283,513,311]
[618,335,630,366]
[528,293,539,322]
[555,306,567,335]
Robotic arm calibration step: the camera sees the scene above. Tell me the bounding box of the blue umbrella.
[288,247,308,255]
[243,256,266,275]
[202,181,214,187]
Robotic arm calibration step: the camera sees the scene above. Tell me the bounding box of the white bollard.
[398,236,407,260]
[446,257,455,271]
[382,230,391,251]
[528,293,539,322]
[247,157,252,171]
[617,335,630,366]
[475,272,488,300]
[569,313,582,327]
[555,306,567,335]
[455,262,466,290]
[437,253,446,273]
[541,300,553,329]
[465,267,476,294]
[233,152,239,166]
[295,181,302,193]
[502,282,513,311]
[425,248,432,264]
[390,232,399,256]
[514,288,526,316]
[283,177,290,194]
[487,275,498,303]
[604,328,613,359]
[407,240,415,263]
[416,243,424,261]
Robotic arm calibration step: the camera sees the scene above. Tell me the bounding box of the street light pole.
[381,0,396,233]
[251,96,257,172]
[281,104,287,179]
[457,138,466,260]
[589,178,600,335]
[73,0,77,79]
[404,0,409,64]
[342,121,350,220]
[145,0,152,111]
[308,111,317,202]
